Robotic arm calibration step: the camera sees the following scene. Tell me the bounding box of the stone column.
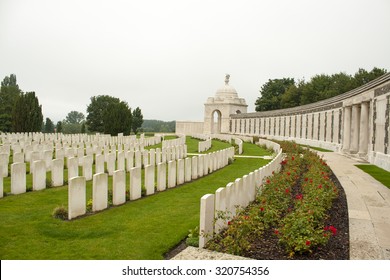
[350,104,361,154]
[342,106,352,152]
[358,102,369,157]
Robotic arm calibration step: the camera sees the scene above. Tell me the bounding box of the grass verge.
[355,164,390,188]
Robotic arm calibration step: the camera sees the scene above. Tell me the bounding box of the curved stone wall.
[229,73,390,171]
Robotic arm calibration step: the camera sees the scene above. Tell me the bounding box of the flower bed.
[206,141,349,259]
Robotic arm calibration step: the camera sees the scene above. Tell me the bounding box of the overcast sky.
[1,0,389,123]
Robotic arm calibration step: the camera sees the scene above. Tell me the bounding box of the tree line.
[255,67,387,111]
[0,74,143,135]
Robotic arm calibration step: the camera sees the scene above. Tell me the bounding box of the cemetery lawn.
[355,164,390,188]
[0,142,271,259]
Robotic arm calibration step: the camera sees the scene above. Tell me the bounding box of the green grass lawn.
[0,142,270,259]
[355,164,390,188]
[302,145,333,152]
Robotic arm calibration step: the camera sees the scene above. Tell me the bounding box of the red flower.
[272,171,275,174]
[295,194,303,200]
[304,178,308,182]
[287,172,291,176]
[228,221,231,226]
[285,188,290,194]
[310,179,313,183]
[329,225,337,236]
[266,179,271,184]
[318,185,322,189]
[306,240,311,246]
[291,156,295,161]
[260,207,264,212]
[274,229,279,235]
[244,215,249,220]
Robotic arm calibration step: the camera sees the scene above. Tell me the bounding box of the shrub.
[86,199,93,212]
[52,205,68,220]
[186,226,199,247]
[206,142,340,257]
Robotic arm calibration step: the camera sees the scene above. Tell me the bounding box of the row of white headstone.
[161,135,186,149]
[199,140,282,248]
[68,147,235,220]
[0,144,189,197]
[0,142,187,177]
[0,132,158,147]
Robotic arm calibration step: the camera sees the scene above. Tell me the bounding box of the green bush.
[186,226,200,247]
[52,205,68,220]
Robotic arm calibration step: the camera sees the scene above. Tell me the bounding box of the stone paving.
[318,152,390,260]
[171,152,390,260]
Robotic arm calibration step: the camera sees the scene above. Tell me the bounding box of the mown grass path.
[0,142,271,259]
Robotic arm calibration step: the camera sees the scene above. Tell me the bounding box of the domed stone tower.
[204,74,248,134]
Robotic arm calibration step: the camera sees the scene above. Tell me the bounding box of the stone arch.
[211,109,222,134]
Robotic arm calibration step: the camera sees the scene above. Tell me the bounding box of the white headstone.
[107,152,116,176]
[125,151,134,171]
[191,156,198,180]
[32,160,46,191]
[43,150,52,170]
[149,149,155,166]
[199,193,215,248]
[134,150,142,168]
[52,158,64,187]
[67,157,78,181]
[203,153,209,175]
[185,157,192,182]
[113,170,126,205]
[215,187,227,233]
[226,182,235,216]
[11,162,26,194]
[168,160,176,188]
[13,152,24,164]
[29,151,40,174]
[92,173,108,212]
[129,167,141,200]
[83,155,93,181]
[177,158,185,185]
[0,153,9,177]
[157,162,166,191]
[145,164,155,195]
[155,148,161,164]
[198,155,204,178]
[95,154,105,173]
[117,151,125,171]
[77,147,84,166]
[68,176,86,220]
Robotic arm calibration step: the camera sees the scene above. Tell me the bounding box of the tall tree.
[86,95,120,133]
[56,121,63,133]
[65,111,85,124]
[12,92,43,132]
[354,67,387,87]
[0,74,21,132]
[131,107,143,134]
[103,101,132,136]
[44,118,55,133]
[255,78,295,111]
